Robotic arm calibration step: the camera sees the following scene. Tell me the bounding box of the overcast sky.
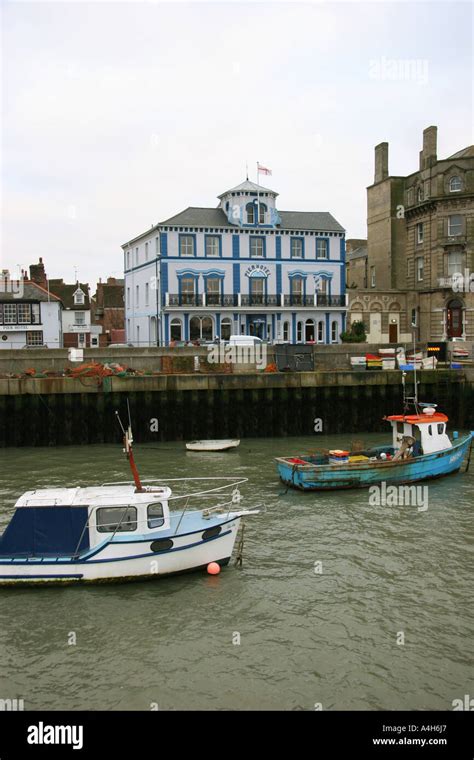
[2,1,472,287]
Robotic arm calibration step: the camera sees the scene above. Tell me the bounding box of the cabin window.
[428,425,433,436]
[96,506,137,533]
[147,503,165,529]
[437,423,445,434]
[151,538,173,553]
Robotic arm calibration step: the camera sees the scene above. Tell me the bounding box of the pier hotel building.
[122,180,347,345]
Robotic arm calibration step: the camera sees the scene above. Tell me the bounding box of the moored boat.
[0,416,257,586]
[275,371,473,491]
[186,439,240,452]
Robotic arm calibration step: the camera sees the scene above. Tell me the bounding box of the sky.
[1,0,473,287]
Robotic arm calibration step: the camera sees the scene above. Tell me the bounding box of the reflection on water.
[0,435,472,710]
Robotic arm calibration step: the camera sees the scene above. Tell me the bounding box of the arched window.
[170,318,182,341]
[190,316,214,342]
[221,317,232,341]
[331,320,338,343]
[246,203,255,224]
[449,176,462,193]
[305,319,315,342]
[258,203,267,224]
[297,320,303,342]
[283,321,290,341]
[317,320,324,343]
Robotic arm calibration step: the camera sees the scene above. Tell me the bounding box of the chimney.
[421,125,437,169]
[29,258,47,289]
[374,142,389,183]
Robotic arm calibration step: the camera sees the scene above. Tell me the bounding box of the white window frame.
[180,236,195,257]
[205,236,220,257]
[416,257,424,282]
[449,176,462,193]
[250,238,264,257]
[416,222,424,244]
[448,215,463,237]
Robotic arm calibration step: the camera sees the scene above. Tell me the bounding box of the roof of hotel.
[159,206,344,233]
[0,281,62,303]
[218,180,278,197]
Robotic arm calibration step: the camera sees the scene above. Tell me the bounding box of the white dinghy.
[186,439,240,452]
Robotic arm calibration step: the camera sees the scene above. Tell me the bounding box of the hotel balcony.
[164,293,347,308]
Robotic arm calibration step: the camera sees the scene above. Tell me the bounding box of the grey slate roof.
[218,180,277,197]
[347,246,368,260]
[159,206,344,233]
[0,281,62,303]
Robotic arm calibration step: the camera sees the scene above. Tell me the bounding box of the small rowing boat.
[186,440,240,452]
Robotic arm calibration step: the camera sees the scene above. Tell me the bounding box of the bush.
[341,320,367,343]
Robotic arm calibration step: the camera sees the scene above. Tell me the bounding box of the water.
[0,435,472,711]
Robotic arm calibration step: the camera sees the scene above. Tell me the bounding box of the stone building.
[348,126,474,343]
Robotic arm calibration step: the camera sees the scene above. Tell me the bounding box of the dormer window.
[449,176,462,193]
[246,203,255,224]
[258,203,267,224]
[74,289,85,305]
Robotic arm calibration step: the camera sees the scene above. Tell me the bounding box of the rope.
[234,522,245,567]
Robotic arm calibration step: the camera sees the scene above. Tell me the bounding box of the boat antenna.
[115,406,143,492]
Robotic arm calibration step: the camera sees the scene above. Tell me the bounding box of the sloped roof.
[159,206,344,232]
[101,284,124,308]
[48,281,90,310]
[218,179,277,198]
[446,145,474,159]
[0,281,62,303]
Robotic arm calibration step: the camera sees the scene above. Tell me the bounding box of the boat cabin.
[385,409,451,456]
[0,485,172,558]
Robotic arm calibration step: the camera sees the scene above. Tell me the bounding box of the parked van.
[227,335,263,346]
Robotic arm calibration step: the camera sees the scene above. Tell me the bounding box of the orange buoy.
[207,562,221,575]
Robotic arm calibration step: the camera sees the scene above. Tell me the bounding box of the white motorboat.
[0,415,257,586]
[186,439,240,452]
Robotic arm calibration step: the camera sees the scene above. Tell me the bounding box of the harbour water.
[0,435,472,710]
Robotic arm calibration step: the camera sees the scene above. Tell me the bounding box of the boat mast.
[115,404,143,492]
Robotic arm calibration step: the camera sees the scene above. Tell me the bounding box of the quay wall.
[0,343,429,375]
[0,369,473,447]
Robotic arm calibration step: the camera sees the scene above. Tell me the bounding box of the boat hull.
[276,435,472,491]
[0,515,241,587]
[186,440,240,451]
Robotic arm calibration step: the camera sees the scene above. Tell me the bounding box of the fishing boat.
[186,440,240,452]
[0,414,257,586]
[276,370,473,491]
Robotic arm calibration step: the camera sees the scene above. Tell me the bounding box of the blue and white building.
[122,180,347,345]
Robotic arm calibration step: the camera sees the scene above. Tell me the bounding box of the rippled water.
[0,435,473,710]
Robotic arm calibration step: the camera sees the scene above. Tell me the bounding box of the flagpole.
[256,161,260,228]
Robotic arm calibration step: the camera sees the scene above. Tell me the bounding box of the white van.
[227,335,263,347]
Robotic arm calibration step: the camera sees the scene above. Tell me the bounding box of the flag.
[258,164,272,176]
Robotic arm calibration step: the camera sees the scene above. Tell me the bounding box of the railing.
[165,293,347,308]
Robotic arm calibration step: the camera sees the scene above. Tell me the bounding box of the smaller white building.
[0,277,63,349]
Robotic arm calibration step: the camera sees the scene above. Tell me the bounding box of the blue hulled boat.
[276,406,473,491]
